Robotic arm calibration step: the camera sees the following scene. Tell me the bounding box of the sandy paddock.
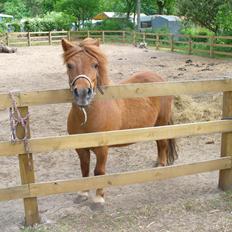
[0,44,232,232]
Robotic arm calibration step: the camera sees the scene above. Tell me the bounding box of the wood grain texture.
[1,79,232,110]
[0,120,232,157]
[0,158,231,201]
[219,91,232,190]
[17,107,40,226]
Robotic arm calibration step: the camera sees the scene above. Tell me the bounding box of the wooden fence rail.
[0,157,231,202]
[0,119,232,156]
[0,79,232,226]
[6,31,69,46]
[1,79,232,110]
[3,30,232,57]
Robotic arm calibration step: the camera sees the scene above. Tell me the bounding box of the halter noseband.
[69,74,93,91]
[67,48,104,94]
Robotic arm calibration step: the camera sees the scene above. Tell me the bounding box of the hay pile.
[173,94,222,123]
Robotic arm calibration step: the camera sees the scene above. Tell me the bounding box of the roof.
[156,15,181,21]
[0,13,13,18]
[141,15,155,22]
[141,15,181,22]
[93,12,127,20]
[93,12,148,21]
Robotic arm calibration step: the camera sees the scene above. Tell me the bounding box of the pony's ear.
[61,39,74,51]
[80,38,100,47]
[94,39,100,47]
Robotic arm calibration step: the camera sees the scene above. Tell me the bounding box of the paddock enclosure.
[0,44,232,231]
[1,30,232,57]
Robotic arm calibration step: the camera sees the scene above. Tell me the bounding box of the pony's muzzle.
[73,87,93,107]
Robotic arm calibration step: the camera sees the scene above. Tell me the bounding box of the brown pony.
[61,38,178,204]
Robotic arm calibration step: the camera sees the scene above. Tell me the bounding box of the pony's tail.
[167,118,178,165]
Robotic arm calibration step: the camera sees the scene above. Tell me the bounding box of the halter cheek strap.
[96,72,104,95]
[70,74,93,91]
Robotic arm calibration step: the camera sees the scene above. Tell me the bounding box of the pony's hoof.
[73,191,89,204]
[89,202,105,212]
[153,161,165,167]
[90,196,105,211]
[92,195,105,204]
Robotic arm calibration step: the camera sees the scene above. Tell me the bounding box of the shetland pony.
[62,38,177,204]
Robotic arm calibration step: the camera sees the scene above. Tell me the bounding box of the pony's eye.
[93,63,98,69]
[67,63,74,69]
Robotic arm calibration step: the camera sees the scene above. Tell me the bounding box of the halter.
[66,48,104,94]
[69,74,93,91]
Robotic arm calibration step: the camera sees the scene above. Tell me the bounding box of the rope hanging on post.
[9,92,32,165]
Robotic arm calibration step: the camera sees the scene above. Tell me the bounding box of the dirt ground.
[0,44,232,232]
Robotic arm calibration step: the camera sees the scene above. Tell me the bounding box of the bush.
[180,26,213,42]
[23,12,75,32]
[143,27,170,34]
[11,21,21,32]
[216,4,232,35]
[92,19,134,31]
[0,22,7,33]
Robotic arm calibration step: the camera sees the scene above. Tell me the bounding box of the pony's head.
[62,38,108,107]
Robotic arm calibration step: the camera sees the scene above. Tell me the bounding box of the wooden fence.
[5,31,70,46]
[3,30,232,57]
[0,79,232,226]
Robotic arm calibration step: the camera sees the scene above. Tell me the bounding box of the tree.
[3,0,29,18]
[177,0,229,33]
[157,0,176,15]
[0,0,7,10]
[157,0,165,14]
[42,0,57,13]
[56,0,100,27]
[125,0,136,19]
[216,3,232,34]
[103,0,136,19]
[2,0,46,17]
[142,0,158,15]
[25,0,44,16]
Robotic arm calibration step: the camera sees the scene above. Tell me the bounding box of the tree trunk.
[137,0,141,31]
[157,0,165,14]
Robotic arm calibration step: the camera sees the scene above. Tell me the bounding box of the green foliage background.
[0,0,231,37]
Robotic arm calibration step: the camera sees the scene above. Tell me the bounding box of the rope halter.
[69,74,93,92]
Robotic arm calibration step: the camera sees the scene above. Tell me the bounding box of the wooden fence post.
[102,31,105,43]
[133,31,136,45]
[68,31,71,41]
[143,32,145,42]
[210,35,214,58]
[170,34,174,52]
[122,31,125,43]
[188,35,192,55]
[28,32,31,46]
[156,34,159,50]
[17,106,40,226]
[219,91,232,190]
[49,32,52,45]
[6,32,9,46]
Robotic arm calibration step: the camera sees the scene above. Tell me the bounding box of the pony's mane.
[63,38,110,85]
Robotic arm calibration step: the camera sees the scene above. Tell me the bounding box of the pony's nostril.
[87,88,92,96]
[74,88,79,97]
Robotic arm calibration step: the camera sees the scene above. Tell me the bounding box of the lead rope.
[9,91,32,170]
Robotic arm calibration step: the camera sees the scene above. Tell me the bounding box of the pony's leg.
[75,148,90,202]
[156,139,168,166]
[92,146,108,204]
